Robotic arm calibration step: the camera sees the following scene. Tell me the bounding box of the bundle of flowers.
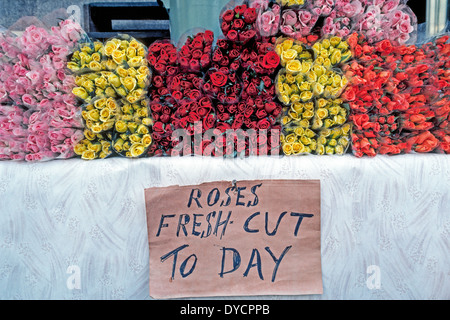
[177,29,214,73]
[146,40,179,156]
[250,0,282,37]
[342,32,450,157]
[276,35,351,155]
[316,123,351,155]
[69,34,153,159]
[0,19,85,161]
[279,7,319,39]
[112,98,153,158]
[220,1,258,44]
[281,126,317,155]
[0,105,28,160]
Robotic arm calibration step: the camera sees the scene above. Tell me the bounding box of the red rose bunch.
[401,106,435,132]
[148,99,178,157]
[434,129,450,154]
[221,3,258,43]
[211,38,243,72]
[146,41,181,156]
[350,113,400,138]
[373,114,400,137]
[147,40,179,76]
[214,98,281,156]
[433,94,450,129]
[177,30,214,73]
[241,72,276,101]
[170,96,217,156]
[202,68,243,104]
[378,136,411,155]
[167,72,204,103]
[342,35,388,115]
[173,96,216,135]
[148,75,178,156]
[351,132,379,157]
[407,130,439,153]
[433,35,450,90]
[240,37,280,75]
[425,35,450,148]
[343,32,450,157]
[244,98,281,130]
[343,36,398,156]
[221,98,281,132]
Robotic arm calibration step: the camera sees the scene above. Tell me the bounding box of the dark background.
[0,0,431,28]
[408,0,427,24]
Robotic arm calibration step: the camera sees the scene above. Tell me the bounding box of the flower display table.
[0,154,448,299]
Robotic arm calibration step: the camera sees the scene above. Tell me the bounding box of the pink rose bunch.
[280,8,319,39]
[16,25,52,59]
[0,137,27,161]
[353,5,384,43]
[334,0,366,19]
[0,33,20,62]
[319,0,417,45]
[352,2,416,45]
[250,0,282,37]
[381,4,416,46]
[372,0,401,14]
[322,10,353,37]
[0,19,84,161]
[48,128,84,159]
[0,105,27,138]
[310,0,335,17]
[23,110,53,161]
[320,0,366,37]
[0,105,27,160]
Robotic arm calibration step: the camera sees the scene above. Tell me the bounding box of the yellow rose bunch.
[68,35,154,160]
[311,36,352,67]
[276,65,347,105]
[73,130,113,160]
[102,36,150,103]
[81,97,119,134]
[112,99,153,158]
[73,72,119,102]
[103,37,147,67]
[276,70,314,105]
[308,64,348,99]
[75,98,153,160]
[275,37,313,70]
[311,98,349,130]
[276,35,353,156]
[276,0,305,6]
[67,41,104,73]
[69,35,151,104]
[281,127,317,155]
[316,123,351,155]
[281,101,315,128]
[275,37,349,106]
[110,64,151,103]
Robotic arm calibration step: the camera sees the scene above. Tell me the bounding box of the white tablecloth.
[0,154,449,300]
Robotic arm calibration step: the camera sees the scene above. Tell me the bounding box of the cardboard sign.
[145,180,322,299]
